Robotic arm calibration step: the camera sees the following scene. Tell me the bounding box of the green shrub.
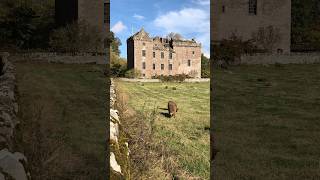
[110,63,126,77]
[125,69,141,78]
[188,70,199,78]
[213,34,258,66]
[201,55,210,78]
[152,74,190,82]
[49,20,103,53]
[201,69,210,78]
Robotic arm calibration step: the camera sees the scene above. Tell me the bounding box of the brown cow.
[168,101,178,118]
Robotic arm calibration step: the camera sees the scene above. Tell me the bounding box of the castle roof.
[127,28,201,48]
[129,27,152,41]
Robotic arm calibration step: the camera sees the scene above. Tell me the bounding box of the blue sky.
[111,0,210,58]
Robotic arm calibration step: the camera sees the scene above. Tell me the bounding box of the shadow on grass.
[160,112,171,118]
[158,108,168,111]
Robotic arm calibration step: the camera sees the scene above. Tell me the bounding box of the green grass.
[213,64,320,179]
[116,81,210,179]
[15,62,106,180]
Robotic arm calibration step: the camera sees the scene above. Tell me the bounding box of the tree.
[105,31,127,77]
[0,5,37,48]
[105,31,122,55]
[166,32,183,40]
[201,54,210,78]
[291,0,320,51]
[0,0,56,50]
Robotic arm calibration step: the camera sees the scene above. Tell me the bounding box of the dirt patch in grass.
[14,62,106,180]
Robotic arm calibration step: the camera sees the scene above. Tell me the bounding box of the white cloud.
[192,0,210,6]
[153,8,210,57]
[133,14,145,20]
[154,8,209,34]
[111,21,127,34]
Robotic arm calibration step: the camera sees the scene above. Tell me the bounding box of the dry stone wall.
[110,79,130,179]
[0,52,30,180]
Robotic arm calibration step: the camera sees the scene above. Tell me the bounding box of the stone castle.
[127,28,202,78]
[211,0,291,53]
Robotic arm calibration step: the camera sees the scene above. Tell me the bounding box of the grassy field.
[213,64,320,179]
[116,81,210,179]
[14,62,106,180]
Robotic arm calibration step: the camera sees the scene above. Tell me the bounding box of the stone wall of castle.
[79,0,108,52]
[55,0,109,53]
[212,0,291,53]
[78,0,106,33]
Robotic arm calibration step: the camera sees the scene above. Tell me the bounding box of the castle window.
[188,60,191,67]
[153,52,156,58]
[143,42,146,46]
[161,64,164,70]
[142,50,146,57]
[169,64,173,70]
[153,64,156,70]
[277,49,283,54]
[143,74,145,77]
[222,5,225,13]
[169,52,172,59]
[161,52,164,59]
[249,0,257,15]
[192,51,195,55]
[142,62,146,69]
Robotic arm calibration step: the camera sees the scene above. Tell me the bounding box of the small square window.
[153,52,156,58]
[142,50,146,57]
[192,51,195,55]
[249,0,257,15]
[222,5,225,13]
[169,64,173,70]
[153,64,156,70]
[142,62,146,69]
[188,60,191,67]
[161,52,164,59]
[143,74,145,77]
[169,52,172,59]
[161,64,164,70]
[143,42,146,46]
